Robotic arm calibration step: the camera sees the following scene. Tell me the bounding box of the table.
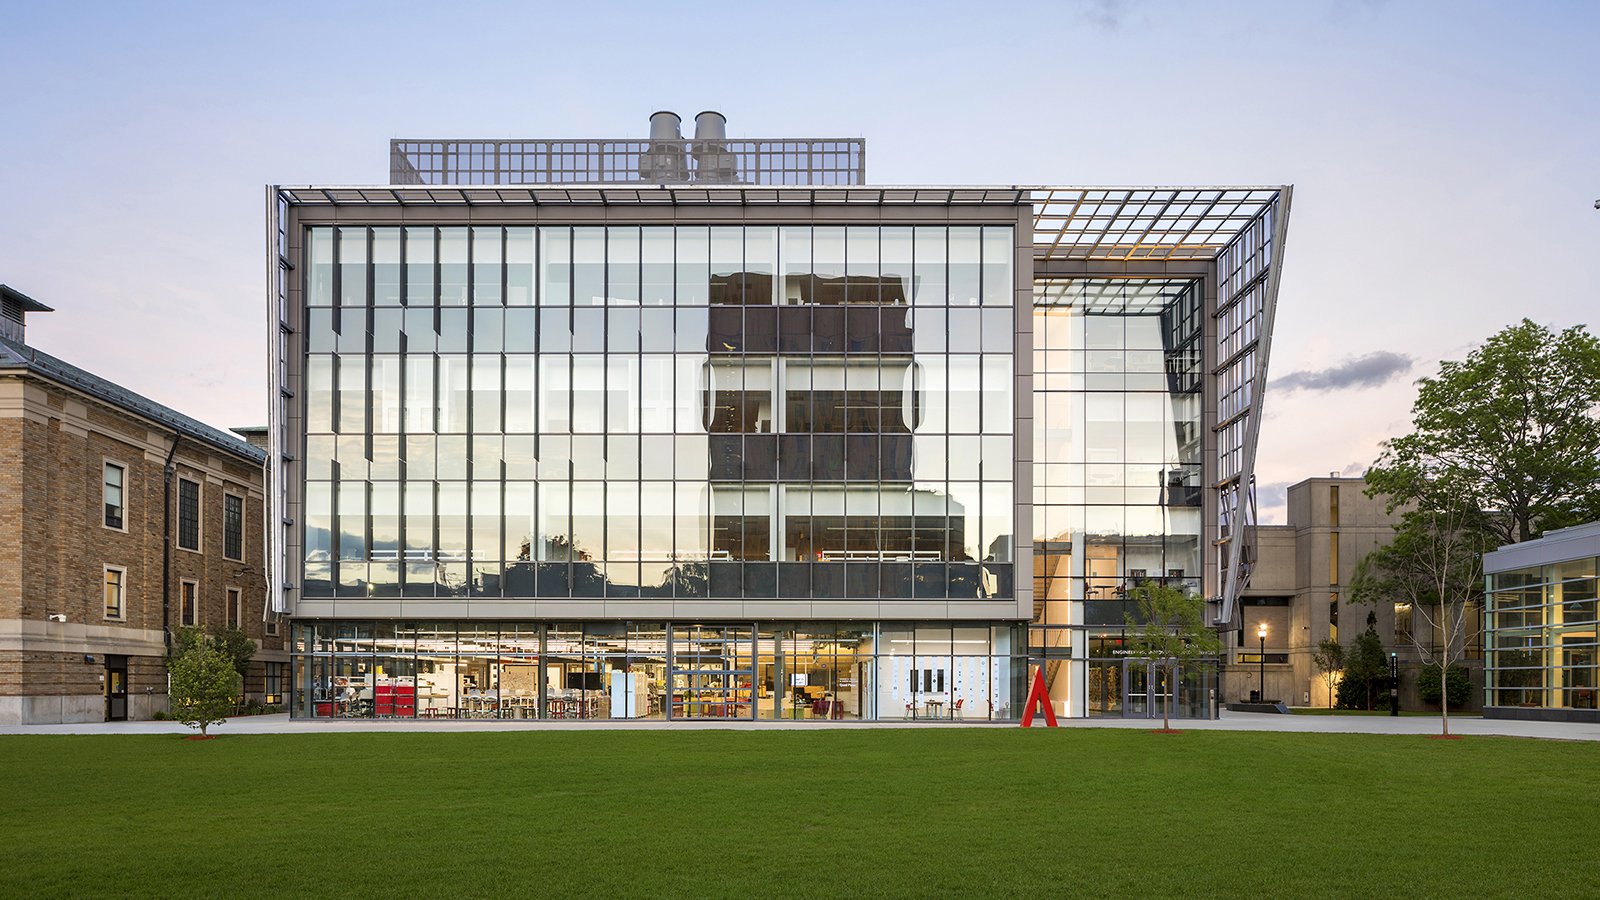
[924,700,945,718]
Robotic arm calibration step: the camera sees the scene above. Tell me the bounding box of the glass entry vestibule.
[292,621,1025,722]
[1084,657,1218,719]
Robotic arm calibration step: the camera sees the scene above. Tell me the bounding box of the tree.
[168,638,241,737]
[1122,581,1222,731]
[1336,613,1389,711]
[212,626,257,712]
[1366,319,1600,546]
[1311,639,1344,709]
[1350,476,1487,734]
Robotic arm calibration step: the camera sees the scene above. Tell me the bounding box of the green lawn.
[3,728,1594,899]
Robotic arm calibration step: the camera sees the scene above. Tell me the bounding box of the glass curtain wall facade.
[300,224,1014,602]
[1031,279,1208,716]
[290,219,1024,720]
[1487,556,1599,712]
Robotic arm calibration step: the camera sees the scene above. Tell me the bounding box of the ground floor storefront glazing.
[291,620,1028,722]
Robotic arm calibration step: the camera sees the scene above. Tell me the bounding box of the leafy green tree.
[1351,475,1487,734]
[212,626,257,711]
[1365,319,1600,545]
[1336,614,1389,711]
[1311,639,1344,709]
[1122,581,1222,731]
[213,626,257,679]
[1416,663,1473,710]
[168,640,241,737]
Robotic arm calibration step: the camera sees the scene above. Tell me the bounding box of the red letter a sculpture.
[1020,666,1058,727]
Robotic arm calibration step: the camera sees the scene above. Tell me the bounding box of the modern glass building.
[1484,520,1600,722]
[267,113,1290,722]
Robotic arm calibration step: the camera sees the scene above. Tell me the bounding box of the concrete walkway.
[4,711,1599,741]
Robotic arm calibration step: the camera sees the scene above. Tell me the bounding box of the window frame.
[223,491,245,561]
[103,564,127,621]
[226,586,242,629]
[180,579,199,627]
[102,459,127,532]
[177,477,202,553]
[263,661,284,705]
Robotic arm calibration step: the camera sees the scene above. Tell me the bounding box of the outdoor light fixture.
[1257,625,1267,703]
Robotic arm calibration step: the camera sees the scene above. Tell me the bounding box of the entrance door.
[672,625,754,719]
[1124,662,1150,717]
[1087,660,1122,716]
[1122,661,1214,719]
[105,655,128,721]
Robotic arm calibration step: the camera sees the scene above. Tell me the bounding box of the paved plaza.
[4,711,1598,741]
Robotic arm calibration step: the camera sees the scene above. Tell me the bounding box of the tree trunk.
[1164,659,1177,730]
[1441,666,1450,737]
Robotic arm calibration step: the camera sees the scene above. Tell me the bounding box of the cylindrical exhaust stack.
[693,111,726,142]
[639,110,689,182]
[691,110,738,184]
[649,111,683,142]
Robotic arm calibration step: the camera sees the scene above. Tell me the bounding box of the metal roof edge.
[0,284,55,313]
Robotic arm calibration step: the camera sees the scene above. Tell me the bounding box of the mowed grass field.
[2,728,1595,900]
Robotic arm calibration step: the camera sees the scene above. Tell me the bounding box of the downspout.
[161,433,182,650]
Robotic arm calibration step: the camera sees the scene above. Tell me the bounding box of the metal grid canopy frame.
[272,184,1027,206]
[1032,187,1283,261]
[392,139,865,186]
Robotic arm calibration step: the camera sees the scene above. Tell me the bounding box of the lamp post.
[1257,624,1267,703]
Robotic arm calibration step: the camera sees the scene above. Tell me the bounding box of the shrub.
[1416,663,1473,710]
[151,710,169,721]
[1336,616,1390,710]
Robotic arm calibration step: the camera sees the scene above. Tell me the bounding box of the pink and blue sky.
[1,0,1595,523]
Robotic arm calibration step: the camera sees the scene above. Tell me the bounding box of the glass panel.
[949,226,981,306]
[373,228,401,305]
[540,227,570,306]
[912,226,946,306]
[572,227,605,306]
[642,227,674,305]
[472,227,502,305]
[982,226,1012,306]
[307,227,333,306]
[676,227,709,306]
[439,228,468,306]
[338,227,367,307]
[405,227,434,305]
[506,227,535,305]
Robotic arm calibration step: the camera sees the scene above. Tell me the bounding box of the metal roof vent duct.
[639,111,689,182]
[692,111,738,184]
[649,110,683,142]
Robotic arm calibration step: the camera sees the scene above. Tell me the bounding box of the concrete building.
[0,284,284,724]
[1232,475,1483,710]
[268,113,1291,721]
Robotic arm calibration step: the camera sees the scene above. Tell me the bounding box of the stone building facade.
[0,284,282,724]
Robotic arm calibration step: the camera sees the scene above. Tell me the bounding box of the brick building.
[0,284,283,724]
